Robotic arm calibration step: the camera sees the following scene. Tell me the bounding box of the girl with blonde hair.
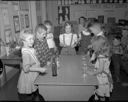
[17,29,46,101]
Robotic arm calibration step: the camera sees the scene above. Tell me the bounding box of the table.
[34,55,98,101]
[0,53,22,82]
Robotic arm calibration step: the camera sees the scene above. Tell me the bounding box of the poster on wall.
[25,14,29,28]
[13,16,20,33]
[58,6,70,24]
[4,29,12,56]
[5,29,12,44]
[2,8,10,27]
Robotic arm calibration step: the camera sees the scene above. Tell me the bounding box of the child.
[111,36,123,82]
[59,21,78,55]
[44,20,57,54]
[78,17,92,54]
[87,22,105,58]
[34,24,52,67]
[88,22,105,37]
[17,29,46,101]
[87,36,113,101]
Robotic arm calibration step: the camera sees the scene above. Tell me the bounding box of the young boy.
[44,20,57,54]
[111,35,123,82]
[34,24,52,67]
[88,22,105,38]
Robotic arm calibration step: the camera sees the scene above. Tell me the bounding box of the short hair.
[19,29,33,46]
[87,21,103,30]
[113,35,122,41]
[44,20,53,26]
[79,16,86,23]
[35,24,47,34]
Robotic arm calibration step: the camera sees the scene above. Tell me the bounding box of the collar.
[64,33,72,35]
[97,31,104,37]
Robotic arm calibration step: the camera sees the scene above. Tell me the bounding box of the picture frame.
[13,16,20,33]
[98,15,104,23]
[2,8,10,27]
[58,6,70,24]
[20,14,25,30]
[25,14,29,28]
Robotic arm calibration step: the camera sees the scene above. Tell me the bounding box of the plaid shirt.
[34,38,52,67]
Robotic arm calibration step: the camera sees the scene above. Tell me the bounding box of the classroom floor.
[0,68,128,101]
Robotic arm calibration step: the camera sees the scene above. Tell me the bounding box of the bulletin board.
[25,14,29,28]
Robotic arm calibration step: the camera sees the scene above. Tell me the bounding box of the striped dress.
[17,48,40,94]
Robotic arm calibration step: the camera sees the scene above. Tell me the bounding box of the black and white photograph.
[0,0,128,101]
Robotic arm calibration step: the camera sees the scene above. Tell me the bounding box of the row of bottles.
[57,0,128,5]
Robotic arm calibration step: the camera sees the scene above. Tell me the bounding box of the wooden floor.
[0,70,128,101]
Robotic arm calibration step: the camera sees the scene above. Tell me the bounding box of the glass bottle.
[52,56,57,77]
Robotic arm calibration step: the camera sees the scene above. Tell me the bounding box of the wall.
[70,3,128,23]
[46,0,58,26]
[46,1,128,26]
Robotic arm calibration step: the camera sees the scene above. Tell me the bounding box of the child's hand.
[47,61,51,66]
[60,43,66,47]
[39,68,47,73]
[86,70,94,76]
[88,45,92,49]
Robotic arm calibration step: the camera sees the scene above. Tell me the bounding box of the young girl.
[17,29,46,101]
[87,36,113,101]
[34,24,52,67]
[87,22,105,58]
[59,21,78,55]
[44,20,57,54]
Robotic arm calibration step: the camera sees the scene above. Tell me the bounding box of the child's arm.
[71,34,78,48]
[59,34,66,47]
[22,53,46,73]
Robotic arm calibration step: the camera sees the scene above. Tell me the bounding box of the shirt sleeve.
[73,34,78,43]
[47,33,54,39]
[59,34,63,44]
[34,42,43,63]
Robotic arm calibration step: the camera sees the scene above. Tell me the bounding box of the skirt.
[60,47,76,56]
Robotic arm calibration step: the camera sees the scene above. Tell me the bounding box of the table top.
[35,55,98,86]
[0,51,22,60]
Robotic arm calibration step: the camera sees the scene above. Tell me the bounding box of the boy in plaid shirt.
[34,24,52,67]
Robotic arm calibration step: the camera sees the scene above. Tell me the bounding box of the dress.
[17,48,40,94]
[94,55,113,98]
[59,33,77,55]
